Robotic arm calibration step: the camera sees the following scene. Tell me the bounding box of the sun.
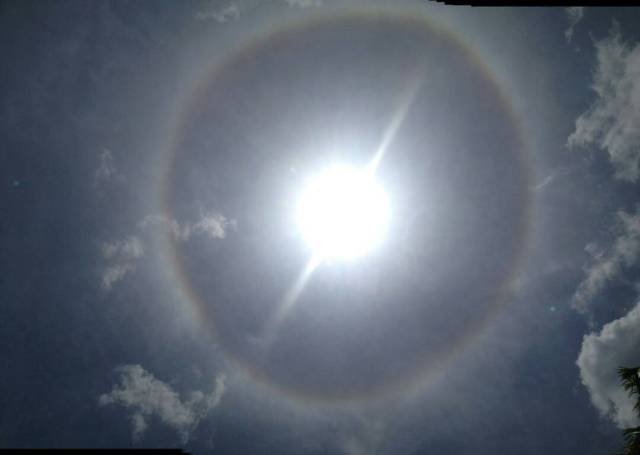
[296,165,390,260]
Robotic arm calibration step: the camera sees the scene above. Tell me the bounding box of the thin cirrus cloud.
[577,302,640,429]
[99,364,226,443]
[571,209,640,317]
[568,24,640,182]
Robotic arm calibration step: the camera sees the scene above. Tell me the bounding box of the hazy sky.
[3,2,640,453]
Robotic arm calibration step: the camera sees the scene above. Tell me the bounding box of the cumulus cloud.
[568,25,640,182]
[577,302,640,429]
[99,364,226,443]
[564,7,584,43]
[100,236,144,290]
[572,209,640,315]
[195,3,240,23]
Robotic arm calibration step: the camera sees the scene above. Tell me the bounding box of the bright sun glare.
[296,165,390,260]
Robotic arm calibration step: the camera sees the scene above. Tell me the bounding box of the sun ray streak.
[366,67,425,176]
[262,254,322,348]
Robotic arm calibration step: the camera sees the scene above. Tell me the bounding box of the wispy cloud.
[572,209,640,316]
[99,364,226,443]
[139,212,235,242]
[194,0,322,22]
[94,148,123,188]
[568,24,640,182]
[339,418,386,455]
[284,0,323,7]
[564,7,584,43]
[101,263,136,291]
[533,167,572,192]
[102,236,144,260]
[100,236,144,290]
[577,302,640,429]
[186,212,235,240]
[100,212,234,291]
[138,214,186,240]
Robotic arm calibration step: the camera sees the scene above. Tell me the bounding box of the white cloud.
[100,236,144,290]
[572,209,640,315]
[194,0,322,24]
[195,3,240,23]
[194,0,324,24]
[102,236,144,260]
[534,174,555,192]
[534,167,572,192]
[99,364,226,443]
[284,0,323,7]
[100,212,233,290]
[101,263,136,291]
[189,213,235,240]
[568,25,640,182]
[577,302,640,429]
[564,7,584,43]
[139,213,235,242]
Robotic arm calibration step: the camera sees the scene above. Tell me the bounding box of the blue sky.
[3,2,640,453]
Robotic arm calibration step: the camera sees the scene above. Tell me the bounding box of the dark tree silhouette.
[618,367,640,454]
